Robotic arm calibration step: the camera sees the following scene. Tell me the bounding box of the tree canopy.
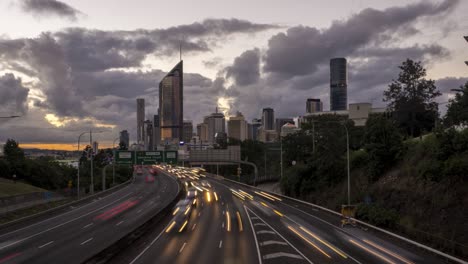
[445,81,468,127]
[383,59,440,137]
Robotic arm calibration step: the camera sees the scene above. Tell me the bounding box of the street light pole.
[77,131,88,199]
[112,137,119,186]
[280,136,283,179]
[0,115,20,119]
[342,123,350,206]
[90,129,94,194]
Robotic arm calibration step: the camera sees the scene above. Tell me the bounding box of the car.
[145,175,155,183]
[167,199,193,233]
[186,187,198,206]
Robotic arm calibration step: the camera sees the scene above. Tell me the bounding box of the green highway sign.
[115,151,134,165]
[115,150,178,165]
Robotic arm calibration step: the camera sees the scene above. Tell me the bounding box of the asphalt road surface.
[0,168,179,264]
[119,167,451,264]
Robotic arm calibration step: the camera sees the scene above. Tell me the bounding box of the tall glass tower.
[159,61,183,144]
[330,58,347,111]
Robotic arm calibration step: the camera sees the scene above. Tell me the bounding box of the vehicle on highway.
[167,199,192,233]
[186,187,198,206]
[145,175,155,183]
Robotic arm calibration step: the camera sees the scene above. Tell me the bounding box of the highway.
[116,166,449,264]
[0,167,179,264]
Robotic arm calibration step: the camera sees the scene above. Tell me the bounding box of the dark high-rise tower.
[159,61,183,144]
[330,58,347,111]
[136,98,145,144]
[262,108,275,130]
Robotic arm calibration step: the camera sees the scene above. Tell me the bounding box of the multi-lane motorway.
[116,166,450,264]
[0,167,179,264]
[0,166,462,264]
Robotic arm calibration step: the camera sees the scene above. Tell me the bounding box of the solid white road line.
[246,207,314,264]
[0,192,133,250]
[128,174,180,264]
[38,241,54,248]
[244,205,263,264]
[83,223,93,229]
[80,237,93,245]
[179,242,187,253]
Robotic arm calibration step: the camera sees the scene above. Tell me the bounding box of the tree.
[383,59,441,137]
[363,115,403,182]
[3,139,25,178]
[445,81,468,127]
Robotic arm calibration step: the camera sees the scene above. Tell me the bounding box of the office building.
[227,112,248,141]
[153,114,160,149]
[306,98,323,113]
[281,123,299,137]
[306,102,386,126]
[262,108,275,130]
[330,58,347,111]
[159,61,183,144]
[119,130,129,149]
[258,128,278,143]
[144,120,153,150]
[275,118,294,135]
[183,120,193,143]
[136,98,145,144]
[206,108,225,143]
[196,123,209,142]
[249,118,262,140]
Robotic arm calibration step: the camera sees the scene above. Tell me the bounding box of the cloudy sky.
[0,0,467,150]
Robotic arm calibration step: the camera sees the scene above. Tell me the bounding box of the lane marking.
[80,237,93,246]
[192,223,197,231]
[38,241,54,248]
[246,207,314,264]
[222,222,225,228]
[219,240,223,248]
[260,241,288,246]
[0,191,133,250]
[263,252,303,260]
[256,230,276,235]
[179,242,187,253]
[254,223,267,226]
[137,209,142,214]
[116,221,124,226]
[244,205,262,264]
[128,174,180,264]
[0,180,134,239]
[83,223,93,229]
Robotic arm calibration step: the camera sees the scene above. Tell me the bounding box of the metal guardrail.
[0,177,134,229]
[221,177,468,264]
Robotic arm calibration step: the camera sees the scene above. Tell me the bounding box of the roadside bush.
[356,204,399,228]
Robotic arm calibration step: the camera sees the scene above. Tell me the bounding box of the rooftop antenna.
[179,39,182,61]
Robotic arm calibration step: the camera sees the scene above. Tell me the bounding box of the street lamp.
[76,130,105,198]
[112,137,120,186]
[450,88,465,93]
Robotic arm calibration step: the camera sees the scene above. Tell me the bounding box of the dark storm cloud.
[218,0,459,120]
[20,0,82,21]
[436,77,468,93]
[263,0,458,78]
[0,73,29,114]
[226,48,260,86]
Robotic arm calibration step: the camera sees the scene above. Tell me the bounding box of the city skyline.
[0,0,467,150]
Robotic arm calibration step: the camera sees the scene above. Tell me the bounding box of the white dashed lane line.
[80,237,93,246]
[38,241,54,249]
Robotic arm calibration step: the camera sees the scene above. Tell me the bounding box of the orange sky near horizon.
[20,143,114,151]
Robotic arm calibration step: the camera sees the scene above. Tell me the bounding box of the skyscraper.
[228,112,248,141]
[250,118,262,140]
[136,98,145,144]
[159,61,183,144]
[196,123,209,142]
[144,120,153,150]
[306,98,323,113]
[153,114,160,149]
[330,58,347,111]
[206,108,225,143]
[183,120,193,143]
[119,130,129,149]
[262,108,275,130]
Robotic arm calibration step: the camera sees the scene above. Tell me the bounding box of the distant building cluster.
[120,56,389,150]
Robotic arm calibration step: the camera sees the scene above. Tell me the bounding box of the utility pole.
[112,137,119,186]
[90,129,94,195]
[280,136,283,179]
